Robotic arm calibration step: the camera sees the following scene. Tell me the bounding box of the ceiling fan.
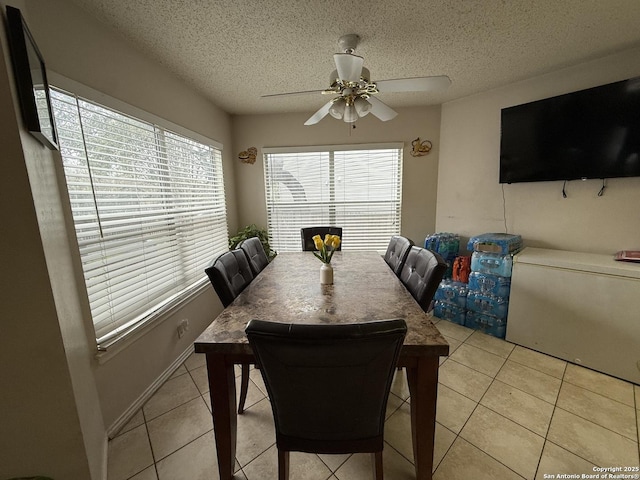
[262,34,451,126]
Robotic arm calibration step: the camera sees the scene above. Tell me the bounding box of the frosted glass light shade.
[343,104,358,123]
[354,97,372,116]
[329,99,345,119]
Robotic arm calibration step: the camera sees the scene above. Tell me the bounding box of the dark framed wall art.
[5,5,58,150]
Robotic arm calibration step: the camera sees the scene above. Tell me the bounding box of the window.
[51,88,228,349]
[264,144,403,253]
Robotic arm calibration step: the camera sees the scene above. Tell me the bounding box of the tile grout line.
[236,396,276,471]
[382,397,424,468]
[430,421,458,474]
[318,452,351,477]
[143,392,205,424]
[449,398,528,479]
[141,407,159,480]
[237,443,273,478]
[460,332,603,478]
[477,399,550,440]
[470,344,525,469]
[491,358,563,404]
[552,402,638,442]
[142,369,204,422]
[144,358,217,477]
[531,359,566,480]
[554,365,639,442]
[535,364,626,472]
[116,342,639,479]
[560,375,637,409]
[434,333,529,480]
[453,336,514,358]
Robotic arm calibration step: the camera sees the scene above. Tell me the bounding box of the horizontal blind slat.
[52,87,229,346]
[264,147,402,253]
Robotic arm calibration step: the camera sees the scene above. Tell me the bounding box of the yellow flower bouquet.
[312,234,341,264]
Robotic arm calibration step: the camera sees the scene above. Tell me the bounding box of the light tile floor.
[108,317,640,480]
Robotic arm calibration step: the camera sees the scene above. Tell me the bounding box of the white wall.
[232,106,442,246]
[0,1,99,477]
[437,47,640,254]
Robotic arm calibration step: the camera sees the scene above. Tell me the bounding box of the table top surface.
[194,251,449,357]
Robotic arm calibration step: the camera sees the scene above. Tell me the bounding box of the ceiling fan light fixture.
[343,104,358,123]
[329,98,346,119]
[277,34,452,127]
[334,53,364,83]
[354,97,372,117]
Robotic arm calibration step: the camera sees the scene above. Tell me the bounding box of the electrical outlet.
[177,318,190,338]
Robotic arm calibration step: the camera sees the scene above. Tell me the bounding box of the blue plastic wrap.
[468,272,511,298]
[424,232,460,278]
[465,311,507,339]
[467,233,522,255]
[433,300,466,326]
[434,280,468,308]
[470,251,513,277]
[466,291,509,319]
[424,232,460,258]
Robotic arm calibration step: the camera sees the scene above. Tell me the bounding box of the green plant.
[229,224,277,260]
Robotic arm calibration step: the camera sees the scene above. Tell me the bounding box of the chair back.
[384,235,414,276]
[246,319,406,454]
[238,237,269,276]
[300,226,342,251]
[205,249,254,307]
[399,246,447,312]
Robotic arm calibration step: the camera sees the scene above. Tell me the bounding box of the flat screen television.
[499,77,640,184]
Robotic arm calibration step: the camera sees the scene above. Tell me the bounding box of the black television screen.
[499,77,640,184]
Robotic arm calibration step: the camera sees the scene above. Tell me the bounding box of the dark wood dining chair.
[399,246,448,312]
[300,226,342,251]
[245,318,407,480]
[237,236,269,276]
[383,235,414,276]
[204,249,255,413]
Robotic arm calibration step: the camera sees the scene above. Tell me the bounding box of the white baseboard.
[106,346,194,439]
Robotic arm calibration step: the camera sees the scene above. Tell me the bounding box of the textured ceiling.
[67,0,640,116]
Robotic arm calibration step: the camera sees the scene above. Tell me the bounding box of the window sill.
[95,282,209,365]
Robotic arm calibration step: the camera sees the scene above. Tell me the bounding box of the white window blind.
[264,145,403,253]
[51,88,229,349]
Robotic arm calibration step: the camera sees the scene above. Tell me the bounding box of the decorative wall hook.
[410,138,432,157]
[239,147,257,164]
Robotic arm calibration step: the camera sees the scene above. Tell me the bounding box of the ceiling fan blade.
[367,96,398,121]
[262,89,326,99]
[333,53,364,83]
[375,75,451,93]
[304,101,333,125]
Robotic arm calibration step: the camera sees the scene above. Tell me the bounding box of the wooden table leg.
[406,356,439,480]
[206,354,237,480]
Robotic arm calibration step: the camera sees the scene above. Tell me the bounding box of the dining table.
[194,250,450,480]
